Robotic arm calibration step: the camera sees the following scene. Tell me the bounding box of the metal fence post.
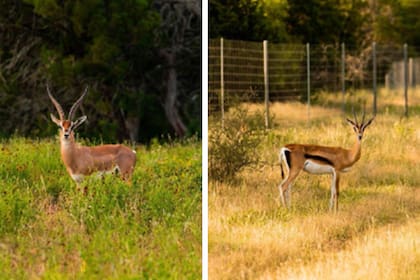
[341,43,345,113]
[404,43,409,117]
[372,42,377,115]
[306,43,310,122]
[263,40,269,128]
[220,37,225,128]
[409,57,413,88]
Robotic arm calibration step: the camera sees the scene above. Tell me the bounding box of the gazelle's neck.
[350,136,362,164]
[59,134,79,170]
[60,134,77,153]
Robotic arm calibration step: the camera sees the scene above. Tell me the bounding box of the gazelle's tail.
[279,147,291,179]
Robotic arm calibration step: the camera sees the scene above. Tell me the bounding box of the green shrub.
[209,105,266,182]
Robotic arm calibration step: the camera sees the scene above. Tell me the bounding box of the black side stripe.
[284,150,291,170]
[304,154,334,166]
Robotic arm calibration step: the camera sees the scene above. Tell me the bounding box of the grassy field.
[209,89,420,279]
[0,137,201,279]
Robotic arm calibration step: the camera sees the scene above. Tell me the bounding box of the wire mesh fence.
[209,38,417,125]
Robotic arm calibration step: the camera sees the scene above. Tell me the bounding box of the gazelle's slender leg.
[279,169,301,208]
[334,173,340,212]
[329,170,340,212]
[279,149,291,207]
[285,183,292,207]
[278,172,288,206]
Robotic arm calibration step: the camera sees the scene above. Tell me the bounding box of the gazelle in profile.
[47,85,136,187]
[278,112,374,212]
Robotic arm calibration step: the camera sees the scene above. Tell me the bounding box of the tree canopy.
[210,0,420,47]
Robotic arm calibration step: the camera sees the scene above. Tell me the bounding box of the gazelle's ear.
[346,118,356,126]
[72,116,87,130]
[50,113,62,126]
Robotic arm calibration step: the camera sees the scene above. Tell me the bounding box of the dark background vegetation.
[210,0,420,47]
[0,0,201,143]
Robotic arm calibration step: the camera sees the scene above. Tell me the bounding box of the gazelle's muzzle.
[63,129,70,139]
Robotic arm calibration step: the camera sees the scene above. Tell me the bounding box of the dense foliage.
[210,0,420,47]
[209,0,289,42]
[0,0,201,142]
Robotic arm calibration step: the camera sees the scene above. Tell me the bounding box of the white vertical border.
[202,0,209,279]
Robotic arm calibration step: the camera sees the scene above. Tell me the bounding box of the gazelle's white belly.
[69,165,119,183]
[96,166,120,177]
[303,160,334,174]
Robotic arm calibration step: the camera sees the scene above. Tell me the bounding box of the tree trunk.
[161,49,187,137]
[124,116,140,143]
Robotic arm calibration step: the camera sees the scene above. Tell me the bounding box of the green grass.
[0,137,201,279]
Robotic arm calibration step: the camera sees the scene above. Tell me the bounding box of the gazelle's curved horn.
[361,116,375,131]
[361,103,366,124]
[47,84,65,121]
[68,86,88,120]
[352,107,358,125]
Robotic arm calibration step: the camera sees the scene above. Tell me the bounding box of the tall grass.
[0,137,201,279]
[209,90,420,279]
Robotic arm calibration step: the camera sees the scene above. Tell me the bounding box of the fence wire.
[209,38,416,120]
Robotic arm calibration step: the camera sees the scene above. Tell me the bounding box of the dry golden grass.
[261,216,420,280]
[242,101,342,123]
[209,90,420,279]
